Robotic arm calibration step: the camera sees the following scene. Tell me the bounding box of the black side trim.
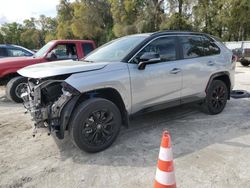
[206,72,230,92]
[56,95,80,139]
[181,95,204,104]
[130,95,205,118]
[130,99,181,117]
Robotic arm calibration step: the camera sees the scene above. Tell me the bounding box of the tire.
[202,80,228,115]
[69,98,122,153]
[6,76,27,103]
[240,60,250,67]
[230,90,250,99]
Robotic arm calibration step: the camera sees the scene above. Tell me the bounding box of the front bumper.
[22,79,73,136]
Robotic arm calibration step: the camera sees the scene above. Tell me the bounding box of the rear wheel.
[6,76,27,103]
[69,98,121,153]
[202,80,228,115]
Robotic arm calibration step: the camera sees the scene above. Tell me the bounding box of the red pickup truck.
[0,40,96,102]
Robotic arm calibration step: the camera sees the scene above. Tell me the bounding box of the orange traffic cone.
[154,131,176,188]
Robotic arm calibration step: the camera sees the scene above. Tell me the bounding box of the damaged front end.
[21,75,80,138]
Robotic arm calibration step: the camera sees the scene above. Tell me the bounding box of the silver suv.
[19,31,235,152]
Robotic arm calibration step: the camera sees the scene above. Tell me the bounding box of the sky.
[0,0,60,25]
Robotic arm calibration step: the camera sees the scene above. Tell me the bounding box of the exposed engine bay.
[21,75,79,137]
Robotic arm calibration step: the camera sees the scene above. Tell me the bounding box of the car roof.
[151,30,210,37]
[127,30,218,41]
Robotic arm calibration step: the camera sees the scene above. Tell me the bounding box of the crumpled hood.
[18,60,108,79]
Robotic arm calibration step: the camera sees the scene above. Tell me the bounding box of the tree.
[0,32,4,43]
[226,0,250,41]
[160,0,193,31]
[56,0,75,39]
[20,29,40,49]
[109,0,144,37]
[1,0,250,47]
[23,17,36,29]
[0,22,23,44]
[37,15,58,45]
[71,0,113,44]
[136,0,165,32]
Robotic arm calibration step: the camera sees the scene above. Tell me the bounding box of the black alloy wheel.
[202,80,228,115]
[210,85,227,110]
[82,110,115,146]
[69,98,121,153]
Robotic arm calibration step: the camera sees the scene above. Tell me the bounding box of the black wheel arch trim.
[57,88,130,139]
[57,95,81,139]
[206,71,231,99]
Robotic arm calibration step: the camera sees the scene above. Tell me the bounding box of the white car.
[18,31,235,153]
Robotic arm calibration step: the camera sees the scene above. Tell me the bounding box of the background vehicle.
[239,42,250,66]
[18,31,235,153]
[0,44,34,58]
[0,40,96,102]
[224,41,250,66]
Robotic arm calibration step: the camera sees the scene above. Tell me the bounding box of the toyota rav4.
[18,31,235,153]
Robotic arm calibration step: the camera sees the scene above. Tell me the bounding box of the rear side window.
[0,47,8,57]
[179,36,204,59]
[82,43,94,56]
[203,37,220,56]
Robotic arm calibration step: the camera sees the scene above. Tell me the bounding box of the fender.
[206,71,231,98]
[57,86,130,139]
[57,95,80,139]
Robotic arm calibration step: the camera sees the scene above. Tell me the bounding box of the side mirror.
[138,52,161,70]
[46,52,57,61]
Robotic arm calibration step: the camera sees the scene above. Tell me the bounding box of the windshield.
[84,35,148,62]
[34,41,54,58]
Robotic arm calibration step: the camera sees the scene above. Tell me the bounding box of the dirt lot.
[0,64,250,188]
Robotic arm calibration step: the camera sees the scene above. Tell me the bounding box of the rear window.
[179,35,221,59]
[82,43,94,56]
[179,36,204,59]
[203,37,220,56]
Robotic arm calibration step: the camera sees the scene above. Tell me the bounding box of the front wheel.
[6,76,27,103]
[202,80,228,115]
[69,98,122,153]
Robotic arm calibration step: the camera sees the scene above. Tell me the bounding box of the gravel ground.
[0,63,250,188]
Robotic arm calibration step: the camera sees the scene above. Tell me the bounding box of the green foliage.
[0,32,4,43]
[56,0,74,39]
[71,0,113,45]
[20,29,40,49]
[0,0,250,50]
[0,22,23,44]
[160,13,192,31]
[0,16,57,49]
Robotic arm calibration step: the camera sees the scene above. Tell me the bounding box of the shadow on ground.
[51,98,250,168]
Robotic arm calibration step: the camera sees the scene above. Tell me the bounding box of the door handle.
[207,61,215,66]
[170,68,181,74]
